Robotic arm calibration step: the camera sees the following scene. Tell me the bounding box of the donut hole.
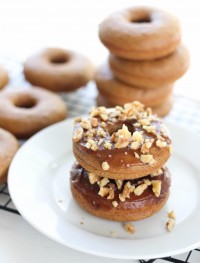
[14,97,37,109]
[50,54,69,64]
[130,12,151,23]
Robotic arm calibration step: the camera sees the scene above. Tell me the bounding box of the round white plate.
[8,119,200,260]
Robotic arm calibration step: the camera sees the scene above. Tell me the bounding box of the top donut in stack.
[96,6,189,117]
[71,101,172,222]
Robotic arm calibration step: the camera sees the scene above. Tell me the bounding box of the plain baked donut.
[70,163,170,221]
[0,65,9,90]
[0,128,19,184]
[95,63,173,107]
[0,87,67,138]
[99,6,181,60]
[109,44,189,88]
[73,101,171,180]
[24,48,94,92]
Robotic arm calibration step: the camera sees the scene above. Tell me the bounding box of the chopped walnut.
[85,139,98,151]
[81,119,91,130]
[112,201,118,207]
[97,128,106,137]
[101,122,107,128]
[166,219,175,232]
[168,210,176,220]
[119,181,135,202]
[115,125,131,148]
[130,141,140,150]
[134,152,140,159]
[115,179,123,190]
[156,140,167,148]
[124,223,135,234]
[141,142,152,154]
[100,113,108,121]
[91,117,98,127]
[98,177,110,187]
[143,125,156,134]
[104,141,112,149]
[151,180,161,197]
[88,173,100,184]
[139,118,150,126]
[134,183,148,196]
[132,131,144,144]
[98,187,109,197]
[107,188,115,200]
[74,117,82,124]
[72,127,83,142]
[140,154,156,165]
[102,162,110,170]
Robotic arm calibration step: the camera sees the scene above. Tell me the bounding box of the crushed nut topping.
[166,219,175,232]
[140,154,156,165]
[119,182,135,202]
[134,183,148,196]
[141,141,152,154]
[132,131,144,144]
[104,141,112,149]
[102,161,110,170]
[124,223,135,234]
[151,180,161,197]
[88,173,100,184]
[151,168,162,177]
[81,119,92,130]
[98,187,109,197]
[91,117,98,127]
[143,125,156,134]
[115,125,131,148]
[72,127,83,142]
[98,177,110,187]
[115,179,123,190]
[168,210,176,220]
[130,141,140,150]
[134,152,140,159]
[156,140,167,148]
[112,201,118,207]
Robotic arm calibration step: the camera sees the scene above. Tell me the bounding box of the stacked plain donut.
[96,6,189,117]
[71,101,172,221]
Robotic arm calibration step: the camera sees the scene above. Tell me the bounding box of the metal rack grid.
[0,57,200,262]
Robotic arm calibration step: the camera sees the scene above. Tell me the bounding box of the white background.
[0,0,199,98]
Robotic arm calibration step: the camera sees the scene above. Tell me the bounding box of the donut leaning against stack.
[71,101,172,221]
[96,6,189,117]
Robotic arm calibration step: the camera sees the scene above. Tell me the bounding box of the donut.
[95,64,173,107]
[0,87,67,138]
[24,48,94,92]
[0,66,9,90]
[99,6,181,60]
[0,128,19,184]
[109,44,189,88]
[70,163,170,221]
[73,101,171,180]
[96,93,173,118]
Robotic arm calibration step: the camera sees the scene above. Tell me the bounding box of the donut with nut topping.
[72,101,172,180]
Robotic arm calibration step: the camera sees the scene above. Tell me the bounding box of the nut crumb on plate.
[124,223,135,234]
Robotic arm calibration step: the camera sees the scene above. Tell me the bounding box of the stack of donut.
[71,101,172,221]
[96,6,189,117]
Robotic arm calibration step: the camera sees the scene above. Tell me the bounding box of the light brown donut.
[70,163,170,221]
[99,6,181,60]
[73,102,171,180]
[0,66,9,90]
[0,128,19,184]
[95,64,173,107]
[96,93,173,118]
[24,48,94,92]
[109,44,189,88]
[0,87,67,138]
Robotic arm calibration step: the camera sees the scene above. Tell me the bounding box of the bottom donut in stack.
[71,101,172,221]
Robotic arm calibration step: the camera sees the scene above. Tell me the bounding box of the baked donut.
[73,101,171,180]
[0,87,67,138]
[24,48,94,92]
[109,44,189,88]
[0,66,9,90]
[96,93,173,118]
[0,128,19,184]
[99,6,181,60]
[70,163,170,221]
[95,64,173,107]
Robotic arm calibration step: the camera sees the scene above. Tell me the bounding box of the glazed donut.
[70,163,170,221]
[0,87,67,138]
[96,93,173,118]
[0,128,19,184]
[95,64,173,107]
[109,44,189,88]
[24,48,94,92]
[73,101,171,180]
[99,6,181,60]
[0,66,9,90]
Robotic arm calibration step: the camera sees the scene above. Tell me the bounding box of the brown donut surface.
[109,44,189,88]
[99,6,181,60]
[0,66,9,90]
[0,87,67,138]
[0,128,19,184]
[24,48,94,92]
[73,102,171,180]
[70,163,170,221]
[95,64,173,107]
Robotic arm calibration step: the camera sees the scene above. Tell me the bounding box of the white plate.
[8,119,200,260]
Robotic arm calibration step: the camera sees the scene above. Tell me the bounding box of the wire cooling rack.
[0,57,200,262]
